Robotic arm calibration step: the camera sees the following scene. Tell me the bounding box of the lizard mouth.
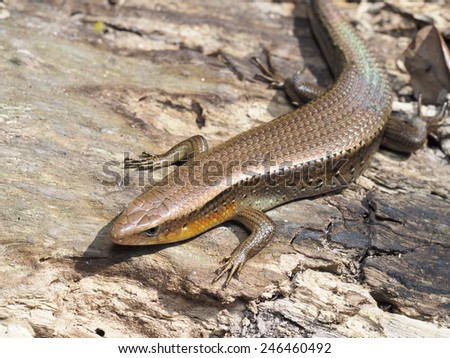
[109,214,168,245]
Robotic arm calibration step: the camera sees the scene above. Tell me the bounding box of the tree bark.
[0,0,449,337]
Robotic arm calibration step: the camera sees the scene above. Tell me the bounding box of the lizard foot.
[124,152,158,170]
[251,48,286,88]
[213,255,245,287]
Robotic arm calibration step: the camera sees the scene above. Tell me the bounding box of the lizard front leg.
[214,207,276,287]
[125,135,208,171]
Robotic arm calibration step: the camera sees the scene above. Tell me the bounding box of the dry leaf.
[404,25,450,105]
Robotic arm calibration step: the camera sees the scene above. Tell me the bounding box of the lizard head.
[109,186,196,246]
[109,182,235,246]
[109,159,238,246]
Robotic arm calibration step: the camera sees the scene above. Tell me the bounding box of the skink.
[110,0,435,285]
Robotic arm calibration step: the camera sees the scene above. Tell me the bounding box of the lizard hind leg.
[252,49,327,106]
[382,97,448,153]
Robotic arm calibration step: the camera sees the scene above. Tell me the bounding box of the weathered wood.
[0,0,449,337]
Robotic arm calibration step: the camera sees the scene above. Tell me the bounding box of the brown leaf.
[404,25,450,105]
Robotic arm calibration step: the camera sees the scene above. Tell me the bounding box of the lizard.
[109,0,446,286]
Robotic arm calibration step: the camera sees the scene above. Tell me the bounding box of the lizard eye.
[144,226,160,237]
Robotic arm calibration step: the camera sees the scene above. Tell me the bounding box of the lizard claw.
[417,93,448,128]
[251,49,286,88]
[124,152,156,170]
[213,256,245,287]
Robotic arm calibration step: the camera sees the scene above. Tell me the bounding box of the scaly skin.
[110,0,392,285]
